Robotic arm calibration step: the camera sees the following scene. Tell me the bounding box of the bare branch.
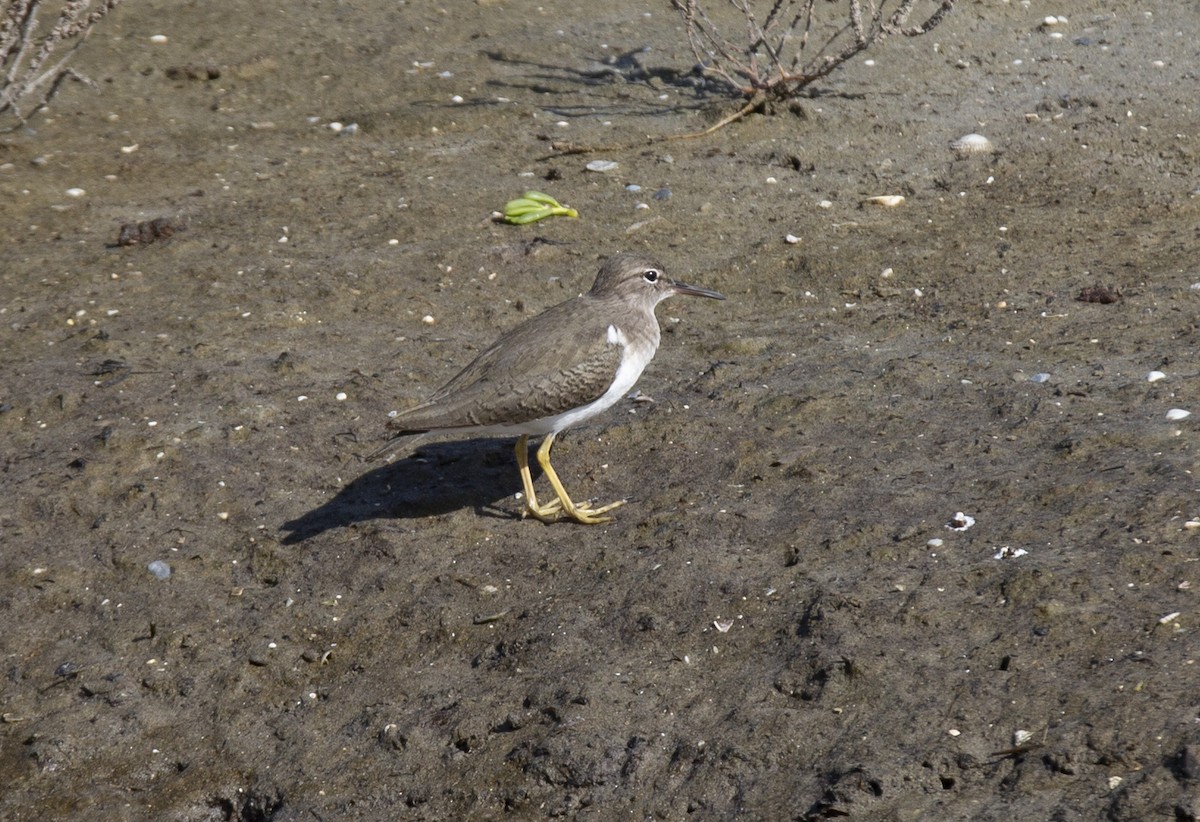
[1,0,123,130]
[671,0,955,101]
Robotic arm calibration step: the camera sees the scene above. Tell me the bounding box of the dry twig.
[1,0,123,130]
[549,0,954,155]
[671,0,955,100]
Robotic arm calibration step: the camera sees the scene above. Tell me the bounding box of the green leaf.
[502,191,578,224]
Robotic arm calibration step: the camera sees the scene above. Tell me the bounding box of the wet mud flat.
[2,0,1199,819]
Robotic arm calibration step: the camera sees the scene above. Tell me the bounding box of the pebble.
[625,184,642,192]
[585,160,618,172]
[65,187,85,197]
[864,195,904,207]
[652,187,671,201]
[147,560,171,580]
[1029,373,1051,383]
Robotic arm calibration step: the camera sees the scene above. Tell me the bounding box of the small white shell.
[951,133,993,155]
[946,512,975,532]
[585,160,619,172]
[1147,370,1166,382]
[864,195,905,207]
[1166,408,1191,421]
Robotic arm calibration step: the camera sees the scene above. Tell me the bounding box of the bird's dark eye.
[643,268,660,283]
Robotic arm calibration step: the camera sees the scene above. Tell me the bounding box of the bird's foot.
[523,496,625,525]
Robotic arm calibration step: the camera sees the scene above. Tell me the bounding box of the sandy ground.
[3,0,1200,819]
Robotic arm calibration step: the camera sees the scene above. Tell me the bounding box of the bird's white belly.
[507,324,652,436]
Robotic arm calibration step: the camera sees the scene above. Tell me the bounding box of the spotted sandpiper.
[368,253,725,524]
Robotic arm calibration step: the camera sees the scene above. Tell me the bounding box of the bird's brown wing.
[386,296,623,432]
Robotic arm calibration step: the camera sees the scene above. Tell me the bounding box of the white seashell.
[784,234,801,244]
[65,187,85,197]
[1147,370,1166,382]
[1166,408,1191,421]
[951,133,993,155]
[864,195,905,207]
[585,160,619,172]
[946,512,975,532]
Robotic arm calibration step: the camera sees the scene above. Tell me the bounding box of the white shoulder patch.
[606,324,628,346]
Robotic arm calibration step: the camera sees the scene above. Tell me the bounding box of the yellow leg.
[534,432,625,525]
[515,434,563,522]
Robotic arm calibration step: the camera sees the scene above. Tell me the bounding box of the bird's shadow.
[280,439,526,544]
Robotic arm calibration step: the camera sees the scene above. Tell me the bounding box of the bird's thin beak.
[670,279,725,300]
